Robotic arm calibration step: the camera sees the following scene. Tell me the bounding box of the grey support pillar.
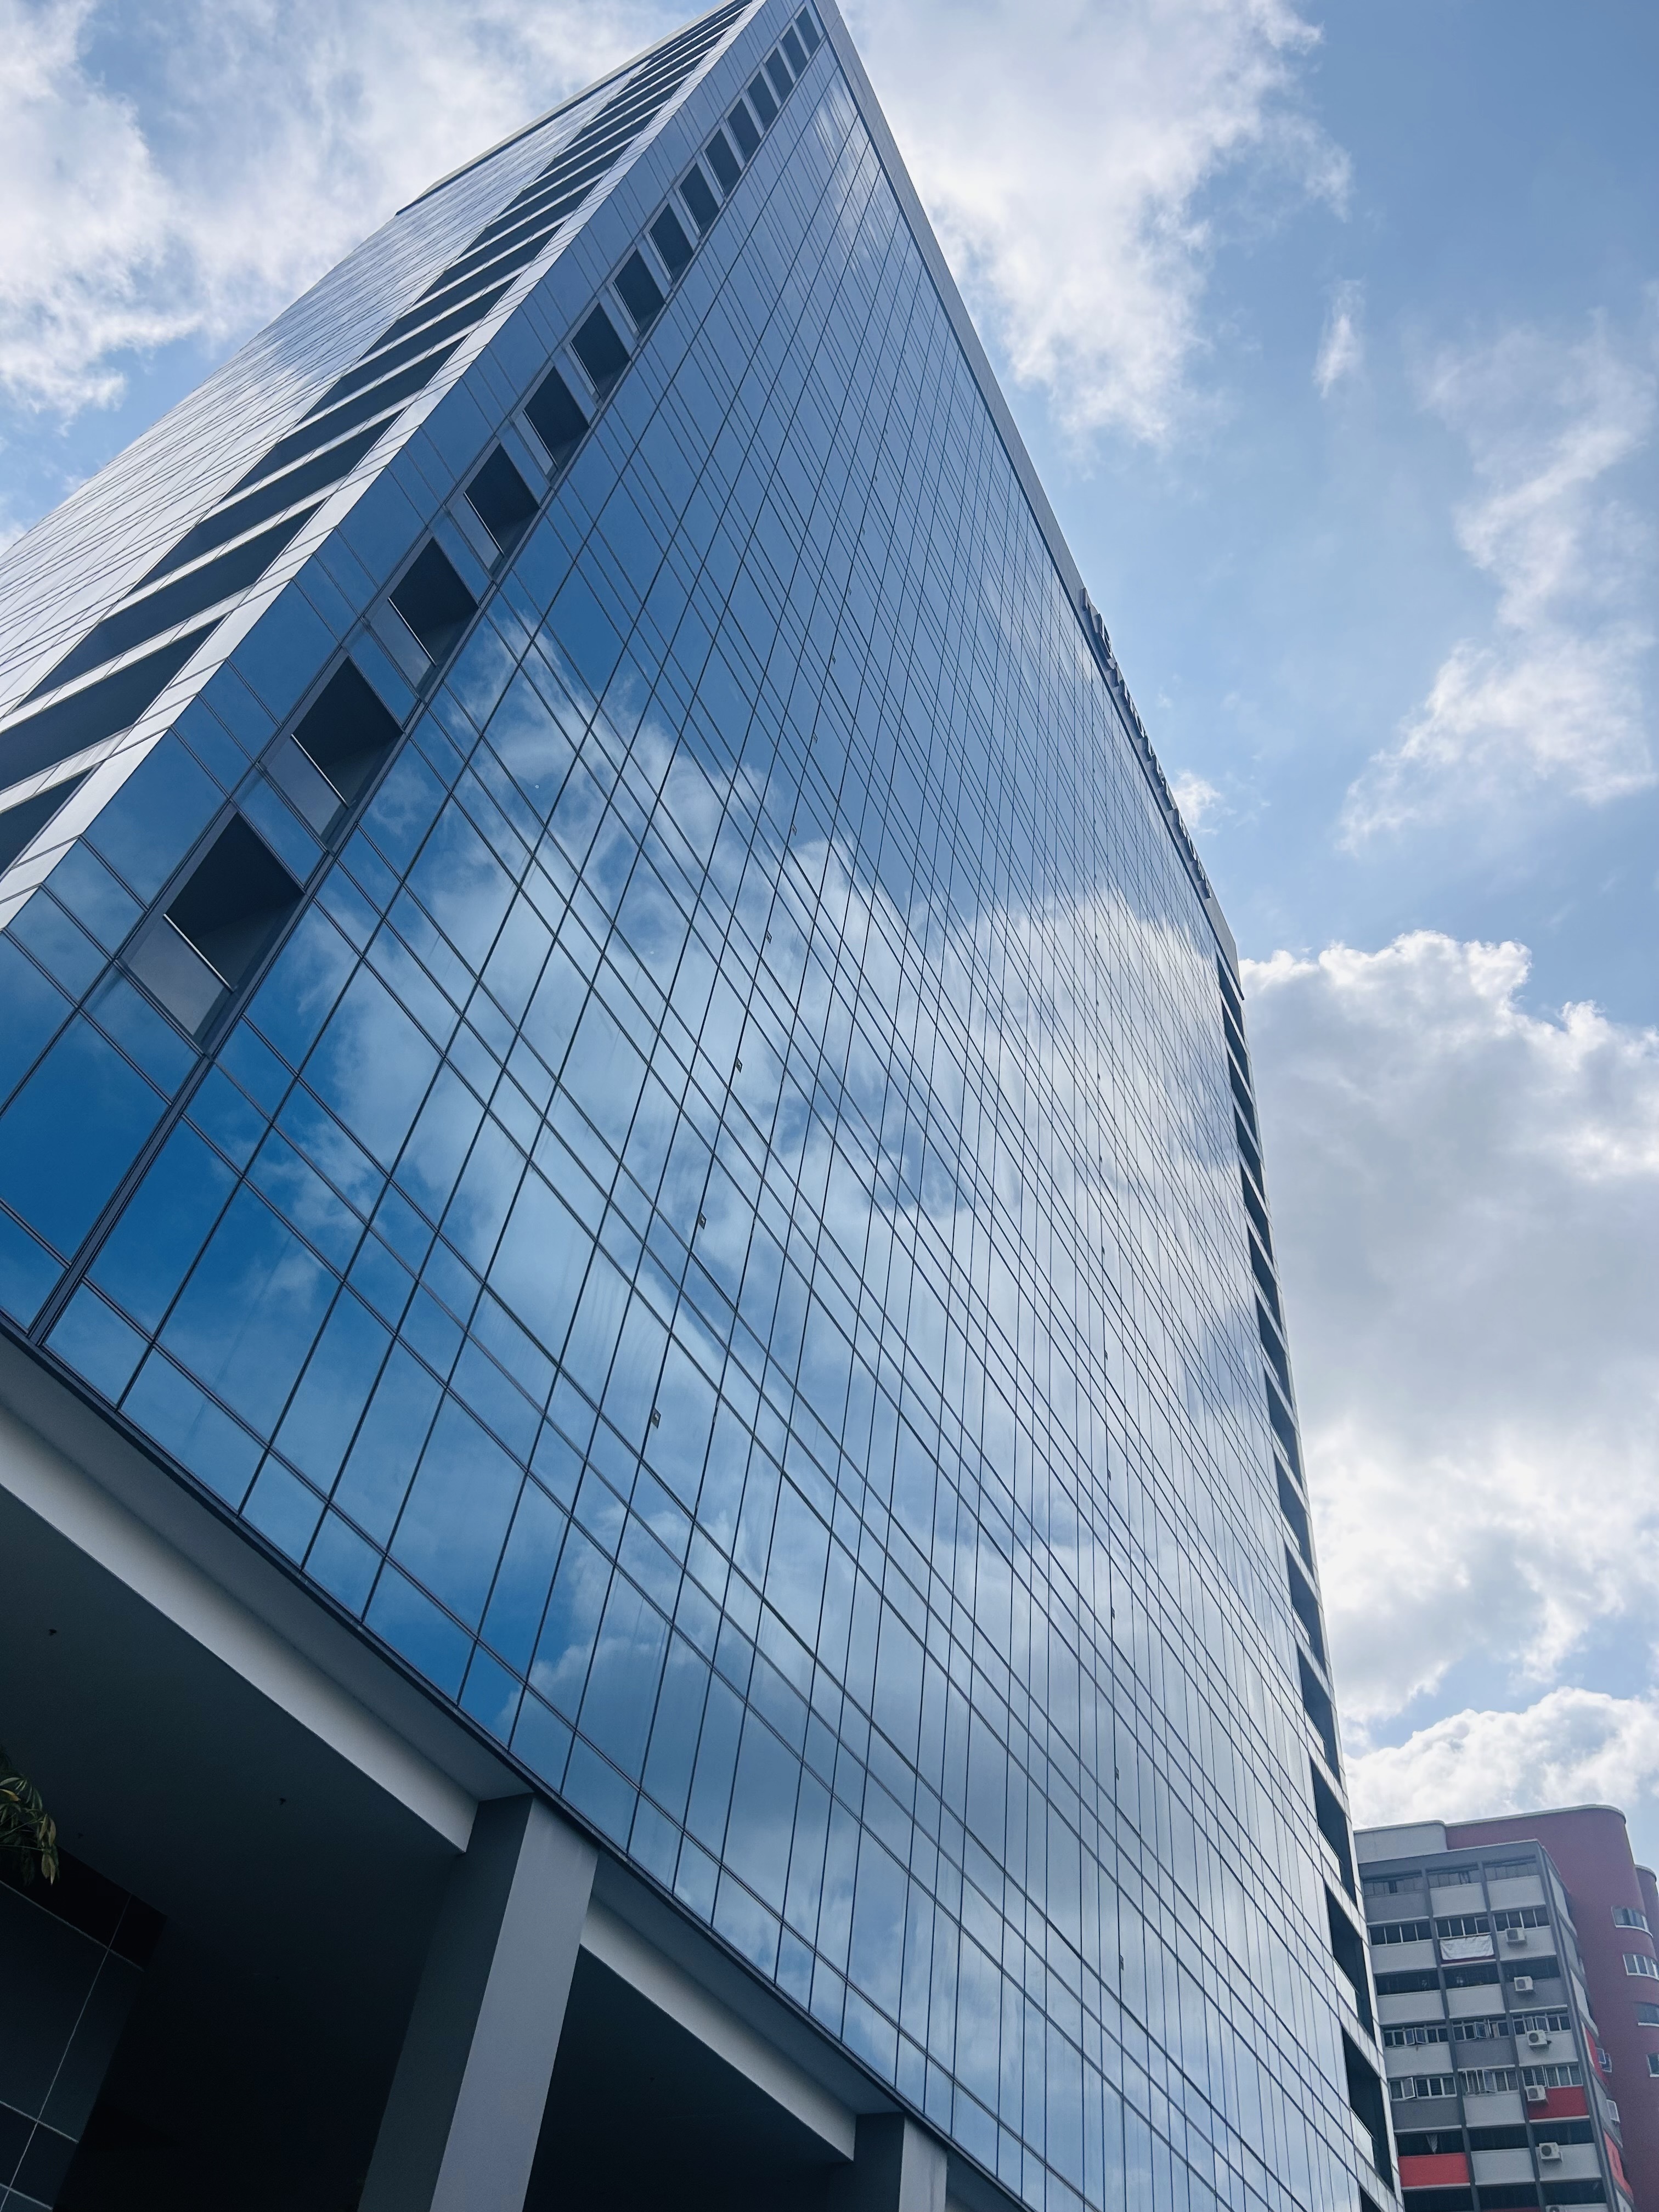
[839,2112,949,2212]
[360,1794,596,2212]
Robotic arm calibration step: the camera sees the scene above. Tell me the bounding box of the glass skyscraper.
[0,7,1392,2210]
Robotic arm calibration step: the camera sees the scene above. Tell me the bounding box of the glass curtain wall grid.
[0,7,1389,2212]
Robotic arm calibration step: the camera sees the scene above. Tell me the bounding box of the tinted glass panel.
[571,306,630,397]
[390,543,478,663]
[726,101,760,161]
[614,252,665,334]
[704,129,741,193]
[679,164,719,233]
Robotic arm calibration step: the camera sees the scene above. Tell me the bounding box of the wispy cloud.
[3,0,1352,453]
[1313,276,1363,395]
[0,0,670,416]
[847,0,1350,447]
[0,0,185,411]
[1170,770,1224,827]
[1244,932,1659,1734]
[1342,318,1657,839]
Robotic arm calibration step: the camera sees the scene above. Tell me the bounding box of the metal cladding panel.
[0,8,1369,2212]
[1397,2154,1469,2188]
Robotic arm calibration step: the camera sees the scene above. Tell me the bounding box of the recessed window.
[727,100,760,161]
[1635,2002,1659,2025]
[781,25,808,73]
[704,128,741,194]
[1312,1763,1355,1895]
[571,304,630,397]
[1240,1164,1273,1253]
[1455,2066,1515,2097]
[1369,1918,1433,1946]
[1267,1373,1301,1479]
[1399,2131,1469,2158]
[0,774,88,876]
[1286,1549,1325,1667]
[390,541,477,664]
[1300,1650,1339,1770]
[1614,1907,1650,1931]
[128,815,301,1035]
[795,7,822,52]
[1375,1968,1440,1996]
[1625,1952,1659,1979]
[524,365,588,469]
[1279,1472,1312,1575]
[746,72,778,127]
[1259,1297,1291,1397]
[1250,1232,1282,1323]
[1234,1106,1263,1185]
[140,426,383,588]
[613,252,665,334]
[264,734,343,836]
[27,507,317,704]
[1,628,219,793]
[290,660,400,804]
[231,347,455,496]
[679,163,719,234]
[307,280,510,414]
[649,206,693,278]
[1647,2053,1659,2078]
[765,52,793,101]
[1388,2072,1458,2103]
[465,445,539,556]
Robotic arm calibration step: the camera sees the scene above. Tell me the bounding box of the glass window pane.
[0,1017,166,1256]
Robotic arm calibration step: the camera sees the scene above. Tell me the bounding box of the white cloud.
[0,0,184,411]
[1342,319,1657,839]
[1350,1690,1659,1835]
[845,0,1349,446]
[0,0,672,416]
[1171,770,1223,827]
[3,0,1352,448]
[1313,276,1363,395]
[1243,932,1659,1734]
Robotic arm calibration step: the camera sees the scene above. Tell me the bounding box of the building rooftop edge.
[1356,1803,1634,1853]
[1444,1804,1632,1830]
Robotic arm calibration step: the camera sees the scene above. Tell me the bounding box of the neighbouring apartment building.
[0,4,1389,2208]
[1357,1808,1658,2212]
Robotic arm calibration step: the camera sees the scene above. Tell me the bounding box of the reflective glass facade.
[0,8,1387,2212]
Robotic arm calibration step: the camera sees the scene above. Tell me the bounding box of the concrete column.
[838,2111,949,2212]
[360,1794,596,2212]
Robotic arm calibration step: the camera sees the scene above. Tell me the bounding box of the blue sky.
[3,0,1656,1857]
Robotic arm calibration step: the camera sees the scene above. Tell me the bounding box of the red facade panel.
[1532,2086,1590,2120]
[1400,2153,1472,2187]
[1611,2134,1634,2194]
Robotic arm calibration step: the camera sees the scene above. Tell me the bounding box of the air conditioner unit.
[1514,1976,1536,1994]
[1527,2030,1551,2049]
[1508,1927,1529,1945]
[1537,2142,1562,2163]
[1526,2085,1549,2104]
